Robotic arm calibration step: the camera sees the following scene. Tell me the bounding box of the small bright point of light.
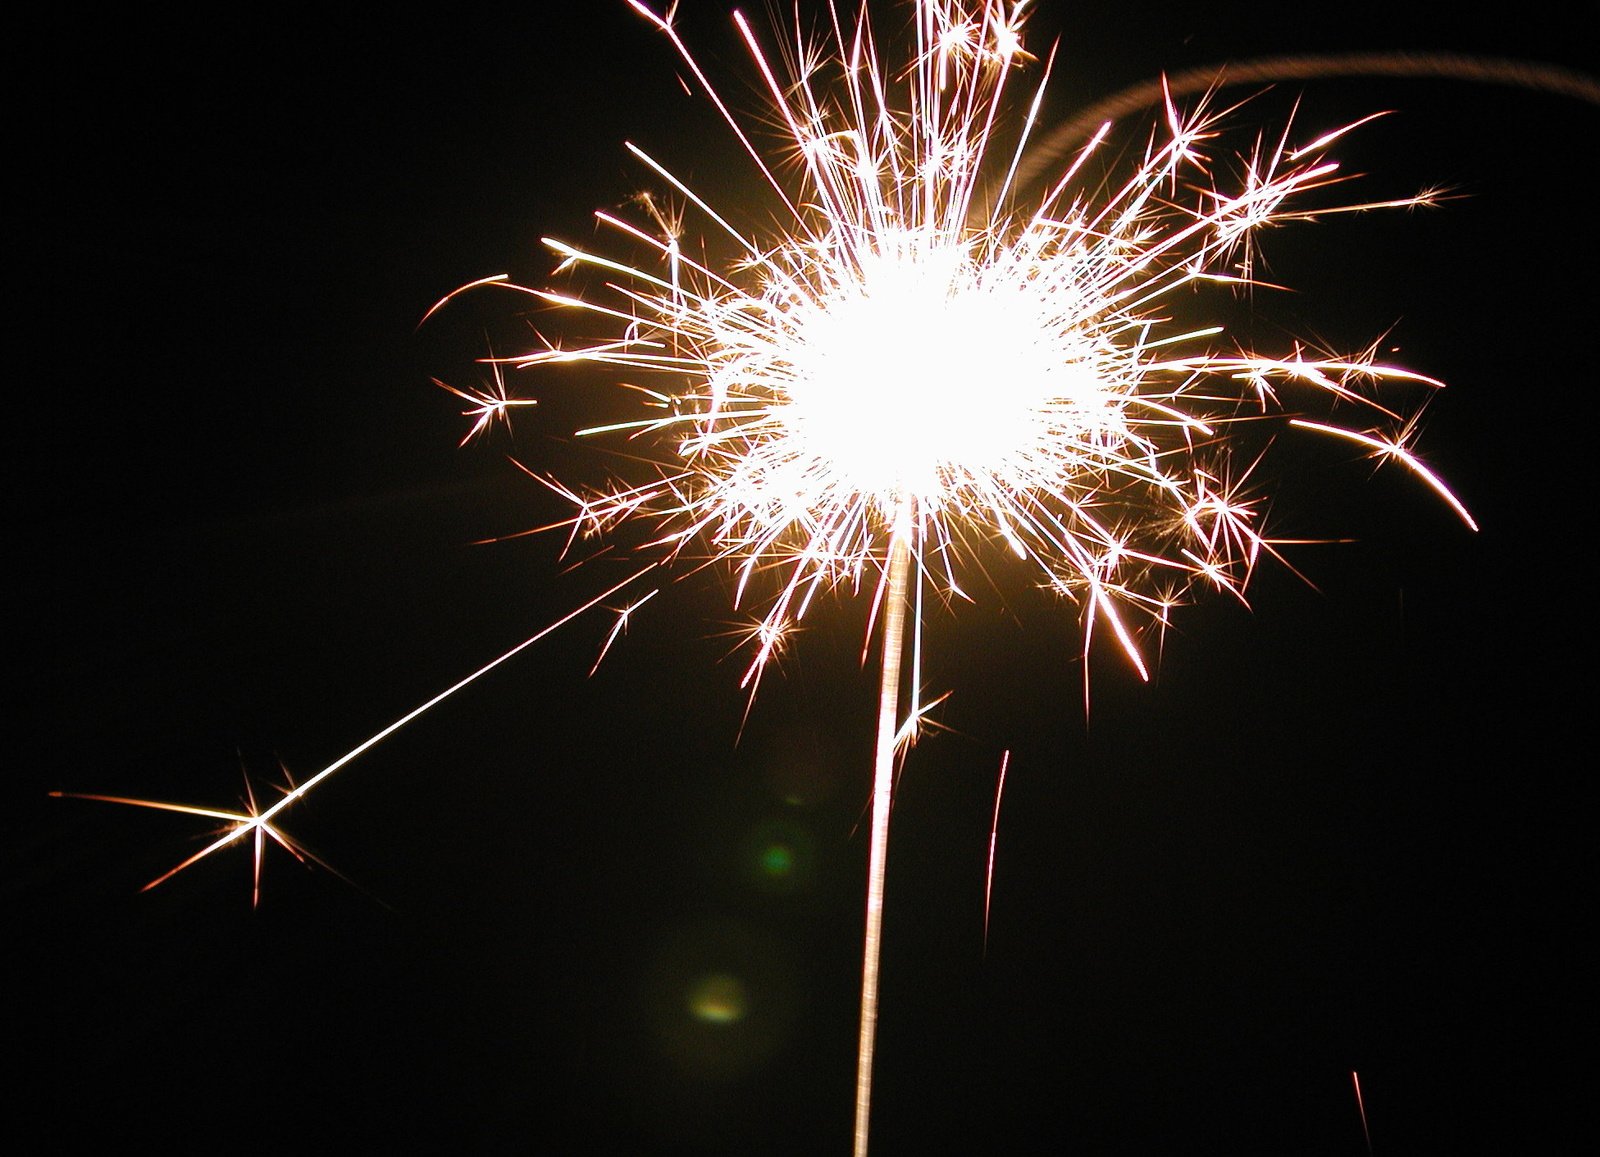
[688,973,747,1024]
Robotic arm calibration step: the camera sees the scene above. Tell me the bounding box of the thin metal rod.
[853,502,914,1157]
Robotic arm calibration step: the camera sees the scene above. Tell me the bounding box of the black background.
[9,2,1594,1153]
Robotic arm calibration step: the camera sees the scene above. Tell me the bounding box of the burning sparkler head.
[718,228,1118,511]
[501,0,1474,689]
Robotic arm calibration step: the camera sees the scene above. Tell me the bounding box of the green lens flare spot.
[760,843,794,876]
[742,819,815,893]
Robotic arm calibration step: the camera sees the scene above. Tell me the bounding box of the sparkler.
[467,14,1474,1143]
[58,1,1483,1152]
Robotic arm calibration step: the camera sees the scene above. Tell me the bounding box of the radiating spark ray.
[590,589,662,675]
[1291,419,1478,530]
[628,2,805,219]
[420,273,516,324]
[892,689,951,749]
[243,774,264,909]
[48,792,253,824]
[983,748,1010,955]
[623,143,760,254]
[246,568,656,832]
[59,569,657,891]
[141,829,256,893]
[1352,1069,1374,1154]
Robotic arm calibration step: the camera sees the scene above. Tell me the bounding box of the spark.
[1352,1069,1374,1154]
[1292,418,1479,530]
[52,765,320,908]
[984,749,1010,954]
[60,572,647,894]
[433,360,538,445]
[62,3,1478,1152]
[589,589,661,675]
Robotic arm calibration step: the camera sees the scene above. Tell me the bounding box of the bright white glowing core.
[779,242,1099,505]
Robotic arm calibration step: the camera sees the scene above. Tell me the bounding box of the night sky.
[9,3,1594,1153]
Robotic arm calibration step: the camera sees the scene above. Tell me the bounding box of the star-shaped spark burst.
[432,359,538,446]
[53,761,323,909]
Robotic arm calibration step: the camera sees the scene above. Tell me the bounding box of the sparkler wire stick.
[854,498,914,1157]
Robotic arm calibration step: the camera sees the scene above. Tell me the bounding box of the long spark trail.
[1352,1069,1374,1153]
[61,3,1479,1151]
[57,570,651,896]
[1021,51,1600,192]
[985,749,1011,954]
